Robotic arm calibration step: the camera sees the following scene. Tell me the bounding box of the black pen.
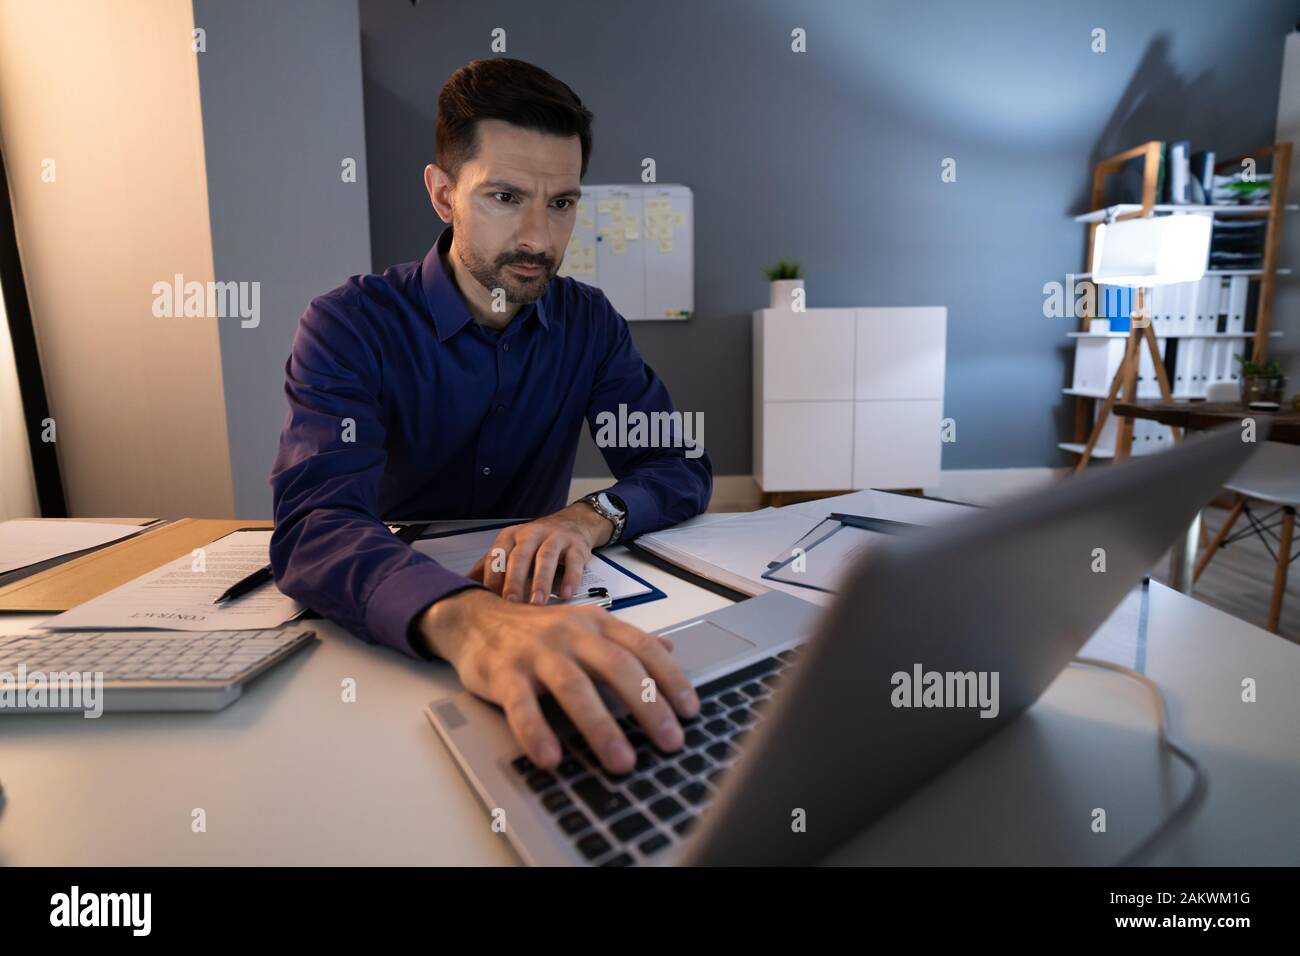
[213,565,272,604]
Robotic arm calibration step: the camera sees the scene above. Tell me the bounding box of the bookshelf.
[1060,140,1294,466]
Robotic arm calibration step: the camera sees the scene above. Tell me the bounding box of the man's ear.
[424,163,454,224]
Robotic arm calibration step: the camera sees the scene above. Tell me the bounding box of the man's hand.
[416,589,700,774]
[467,502,613,605]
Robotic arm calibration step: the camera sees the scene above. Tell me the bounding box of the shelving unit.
[1060,140,1293,465]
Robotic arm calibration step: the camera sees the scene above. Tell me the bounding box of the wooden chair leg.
[1267,506,1295,634]
[1076,332,1137,473]
[1194,496,1246,583]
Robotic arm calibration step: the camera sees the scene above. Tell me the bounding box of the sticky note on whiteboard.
[581,184,692,321]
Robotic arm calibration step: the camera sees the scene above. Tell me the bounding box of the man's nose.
[515,200,551,255]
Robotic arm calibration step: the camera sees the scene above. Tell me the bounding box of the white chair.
[1194,441,1300,633]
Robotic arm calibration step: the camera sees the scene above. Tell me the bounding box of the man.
[269,58,712,778]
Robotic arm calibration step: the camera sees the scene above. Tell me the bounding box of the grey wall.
[359,0,1300,477]
[195,0,373,517]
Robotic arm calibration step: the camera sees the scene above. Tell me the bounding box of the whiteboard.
[557,183,693,321]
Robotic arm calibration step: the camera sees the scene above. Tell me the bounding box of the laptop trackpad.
[665,621,757,675]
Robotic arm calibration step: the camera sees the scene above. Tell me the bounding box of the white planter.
[769,279,805,310]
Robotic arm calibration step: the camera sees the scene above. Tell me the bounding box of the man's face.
[437,119,582,304]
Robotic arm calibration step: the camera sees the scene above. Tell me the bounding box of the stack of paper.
[633,490,972,605]
[0,520,146,575]
[42,530,304,631]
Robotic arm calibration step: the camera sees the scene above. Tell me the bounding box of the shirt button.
[502,342,510,352]
[482,466,491,476]
[496,404,506,413]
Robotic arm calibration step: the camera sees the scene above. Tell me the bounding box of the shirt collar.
[420,225,551,343]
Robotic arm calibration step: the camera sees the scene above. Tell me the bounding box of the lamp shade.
[1090,214,1212,287]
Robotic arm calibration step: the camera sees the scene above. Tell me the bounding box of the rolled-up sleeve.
[585,298,713,540]
[269,295,482,658]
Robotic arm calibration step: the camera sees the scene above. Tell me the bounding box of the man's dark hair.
[436,58,594,181]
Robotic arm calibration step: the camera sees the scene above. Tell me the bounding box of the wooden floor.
[1150,503,1299,645]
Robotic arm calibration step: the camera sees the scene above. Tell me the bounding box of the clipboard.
[761,512,920,594]
[411,520,667,612]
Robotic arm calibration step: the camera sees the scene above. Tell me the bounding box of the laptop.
[425,423,1265,866]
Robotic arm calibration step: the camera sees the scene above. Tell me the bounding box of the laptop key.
[700,700,724,717]
[684,728,710,748]
[719,691,746,708]
[653,766,684,788]
[673,815,698,836]
[571,776,632,819]
[679,752,711,775]
[634,749,659,772]
[729,707,755,725]
[639,831,671,855]
[679,781,711,806]
[628,777,658,801]
[648,795,685,822]
[703,718,733,737]
[526,770,558,793]
[609,810,653,842]
[600,852,635,867]
[542,790,573,813]
[705,741,735,762]
[576,832,613,861]
[558,810,591,835]
[741,682,765,698]
[556,757,585,779]
[511,755,535,775]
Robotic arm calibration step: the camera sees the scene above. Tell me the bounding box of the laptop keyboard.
[0,629,308,685]
[508,646,803,866]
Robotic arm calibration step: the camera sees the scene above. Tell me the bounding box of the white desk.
[1,519,1297,865]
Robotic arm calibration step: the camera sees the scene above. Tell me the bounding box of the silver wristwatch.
[580,491,627,546]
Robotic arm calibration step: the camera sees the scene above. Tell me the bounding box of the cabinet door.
[855,307,946,400]
[852,400,942,489]
[756,309,855,401]
[761,401,854,491]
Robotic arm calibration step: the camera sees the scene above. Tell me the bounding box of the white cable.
[1070,656,1208,867]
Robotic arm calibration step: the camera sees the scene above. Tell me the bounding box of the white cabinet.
[754,307,947,492]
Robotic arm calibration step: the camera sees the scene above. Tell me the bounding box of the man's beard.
[457,234,556,305]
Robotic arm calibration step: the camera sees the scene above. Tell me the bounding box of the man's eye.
[493,192,515,203]
[553,198,573,210]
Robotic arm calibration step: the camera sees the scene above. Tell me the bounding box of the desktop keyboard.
[0,628,315,712]
[508,645,803,866]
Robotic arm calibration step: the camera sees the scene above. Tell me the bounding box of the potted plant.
[765,260,804,309]
[1234,354,1287,408]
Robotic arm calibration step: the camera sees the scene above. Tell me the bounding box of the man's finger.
[493,670,560,769]
[604,617,699,720]
[534,653,635,775]
[558,544,585,600]
[572,631,683,754]
[502,530,543,603]
[528,538,565,605]
[483,528,517,595]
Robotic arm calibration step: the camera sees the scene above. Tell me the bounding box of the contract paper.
[42,530,304,631]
